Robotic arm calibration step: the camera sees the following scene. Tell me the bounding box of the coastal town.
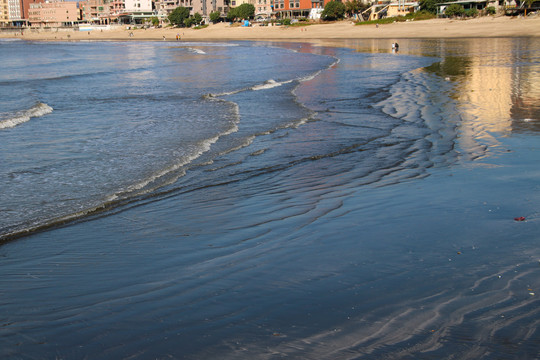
[0,0,538,31]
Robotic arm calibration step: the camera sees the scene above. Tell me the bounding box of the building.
[1,0,9,24]
[79,0,126,24]
[124,0,153,22]
[8,0,23,22]
[436,0,503,15]
[22,0,43,22]
[155,0,230,23]
[29,0,78,27]
[272,0,333,18]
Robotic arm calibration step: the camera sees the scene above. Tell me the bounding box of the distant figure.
[392,42,399,53]
[163,36,166,41]
[376,23,379,28]
[176,33,180,41]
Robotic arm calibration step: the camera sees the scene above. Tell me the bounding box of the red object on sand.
[514,216,526,221]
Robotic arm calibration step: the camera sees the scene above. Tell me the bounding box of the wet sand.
[2,15,540,43]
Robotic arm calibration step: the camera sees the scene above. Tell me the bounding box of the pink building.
[29,0,78,27]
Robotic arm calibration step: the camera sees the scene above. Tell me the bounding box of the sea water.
[1,38,539,359]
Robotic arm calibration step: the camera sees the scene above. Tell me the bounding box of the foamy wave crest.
[189,48,206,55]
[0,102,53,130]
[252,79,291,91]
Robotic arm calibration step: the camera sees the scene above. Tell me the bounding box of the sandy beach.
[2,15,539,42]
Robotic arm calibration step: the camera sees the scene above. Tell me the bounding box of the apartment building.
[79,0,126,24]
[8,0,23,22]
[29,0,78,26]
[155,0,229,22]
[1,0,8,24]
[272,0,331,17]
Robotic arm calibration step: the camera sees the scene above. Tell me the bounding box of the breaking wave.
[0,102,53,130]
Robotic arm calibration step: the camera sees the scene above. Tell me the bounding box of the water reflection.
[422,38,540,135]
[312,38,540,135]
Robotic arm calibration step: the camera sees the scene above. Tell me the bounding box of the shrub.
[445,3,465,17]
[210,10,221,23]
[282,18,291,25]
[465,8,478,17]
[184,17,195,27]
[486,6,496,15]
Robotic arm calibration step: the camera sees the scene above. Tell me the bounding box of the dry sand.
[2,15,540,43]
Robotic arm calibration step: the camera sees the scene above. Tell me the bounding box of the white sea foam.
[0,102,53,130]
[252,79,291,91]
[189,48,206,55]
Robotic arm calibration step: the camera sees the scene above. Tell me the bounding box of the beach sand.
[2,15,540,43]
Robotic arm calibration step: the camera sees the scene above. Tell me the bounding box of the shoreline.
[1,15,539,43]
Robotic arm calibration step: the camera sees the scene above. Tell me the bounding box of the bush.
[445,3,465,17]
[322,1,346,21]
[193,12,203,25]
[486,6,496,15]
[210,10,221,23]
[465,8,478,17]
[282,18,291,25]
[184,17,195,27]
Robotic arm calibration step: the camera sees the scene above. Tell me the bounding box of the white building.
[8,0,23,21]
[124,0,152,12]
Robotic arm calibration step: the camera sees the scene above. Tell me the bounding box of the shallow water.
[1,38,539,359]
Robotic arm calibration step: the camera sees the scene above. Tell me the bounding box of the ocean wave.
[252,79,291,91]
[188,47,206,55]
[0,102,53,130]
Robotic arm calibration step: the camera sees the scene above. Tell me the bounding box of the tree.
[419,0,445,14]
[210,10,221,23]
[445,3,464,17]
[151,16,159,26]
[168,6,190,27]
[226,7,237,21]
[236,3,255,19]
[322,1,346,21]
[184,17,195,27]
[345,0,364,18]
[193,12,203,25]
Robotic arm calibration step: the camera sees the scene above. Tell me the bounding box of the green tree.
[151,16,159,26]
[226,7,237,21]
[235,3,255,19]
[345,0,364,17]
[193,12,203,24]
[419,0,445,14]
[465,7,478,17]
[485,6,496,14]
[210,10,221,23]
[184,17,195,27]
[322,1,346,20]
[168,6,190,27]
[445,3,464,16]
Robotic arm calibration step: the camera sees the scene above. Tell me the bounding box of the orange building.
[271,0,332,18]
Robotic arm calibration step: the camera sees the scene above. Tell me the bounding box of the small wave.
[252,79,291,91]
[189,48,206,55]
[0,102,53,130]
